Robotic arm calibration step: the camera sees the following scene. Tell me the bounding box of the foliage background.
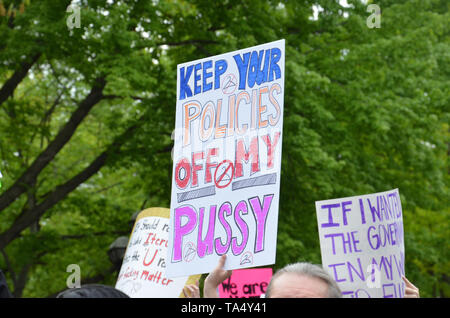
[0,0,448,297]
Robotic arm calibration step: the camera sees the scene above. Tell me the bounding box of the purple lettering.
[324,233,340,255]
[232,200,249,255]
[367,225,380,250]
[367,197,381,223]
[382,283,395,298]
[359,198,366,224]
[197,205,217,258]
[215,202,233,255]
[249,194,273,253]
[351,231,362,252]
[320,203,340,228]
[323,231,362,254]
[172,205,197,262]
[347,258,365,283]
[328,263,346,283]
[341,200,352,225]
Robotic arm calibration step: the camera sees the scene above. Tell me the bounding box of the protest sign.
[167,39,285,277]
[115,208,200,297]
[315,188,405,298]
[219,267,272,298]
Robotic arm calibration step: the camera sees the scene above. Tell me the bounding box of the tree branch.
[91,182,124,194]
[0,52,41,108]
[0,151,109,250]
[0,249,17,287]
[0,77,107,213]
[12,263,33,298]
[0,118,143,250]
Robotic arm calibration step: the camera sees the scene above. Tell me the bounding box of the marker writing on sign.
[174,131,281,190]
[316,189,405,298]
[319,191,402,228]
[171,194,274,262]
[178,47,282,101]
[180,83,282,146]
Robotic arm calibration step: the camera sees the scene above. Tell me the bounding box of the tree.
[0,0,447,297]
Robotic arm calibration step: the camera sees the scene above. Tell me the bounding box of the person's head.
[56,284,129,298]
[265,262,342,298]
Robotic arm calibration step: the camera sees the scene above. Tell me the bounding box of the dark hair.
[0,269,12,298]
[56,284,129,298]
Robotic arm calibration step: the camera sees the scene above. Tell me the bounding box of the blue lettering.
[268,48,281,81]
[214,59,227,89]
[248,50,270,88]
[247,51,260,88]
[257,49,270,85]
[179,65,193,100]
[233,52,251,90]
[202,60,213,92]
[194,63,202,95]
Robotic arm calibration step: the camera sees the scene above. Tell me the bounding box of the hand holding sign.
[402,276,420,298]
[204,255,233,298]
[182,280,200,298]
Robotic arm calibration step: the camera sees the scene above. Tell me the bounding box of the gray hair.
[265,262,342,298]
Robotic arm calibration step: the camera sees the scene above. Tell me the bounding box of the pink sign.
[219,268,273,298]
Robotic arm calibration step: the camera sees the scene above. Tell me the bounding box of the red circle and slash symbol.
[214,160,234,189]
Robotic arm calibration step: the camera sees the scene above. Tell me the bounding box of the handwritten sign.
[219,268,272,298]
[167,40,285,277]
[115,208,200,297]
[315,189,405,298]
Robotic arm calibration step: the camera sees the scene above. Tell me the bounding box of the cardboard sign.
[167,40,285,277]
[219,268,273,298]
[115,208,200,297]
[315,189,405,298]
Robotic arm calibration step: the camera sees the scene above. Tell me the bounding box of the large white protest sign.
[115,208,200,297]
[316,189,405,298]
[167,40,285,277]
